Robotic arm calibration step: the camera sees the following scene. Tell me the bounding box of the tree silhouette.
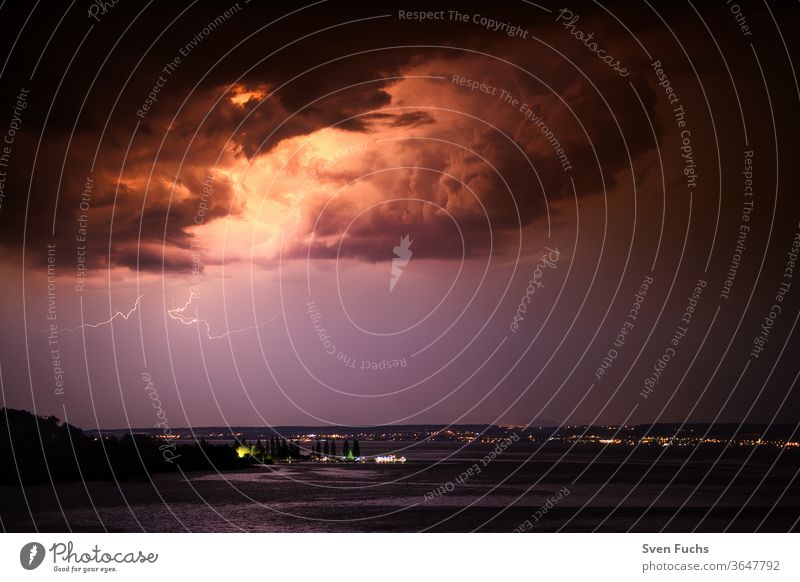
[0,407,254,484]
[329,439,336,457]
[353,439,361,457]
[255,439,264,460]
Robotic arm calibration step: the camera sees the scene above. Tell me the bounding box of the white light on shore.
[374,454,406,463]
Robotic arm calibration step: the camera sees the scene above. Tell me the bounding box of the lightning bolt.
[28,545,38,566]
[33,288,274,340]
[60,294,144,333]
[167,286,276,340]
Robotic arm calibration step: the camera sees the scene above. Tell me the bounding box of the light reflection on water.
[5,441,792,532]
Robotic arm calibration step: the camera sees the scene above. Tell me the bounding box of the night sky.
[0,0,798,430]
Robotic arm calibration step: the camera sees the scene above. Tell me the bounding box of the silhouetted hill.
[0,408,253,485]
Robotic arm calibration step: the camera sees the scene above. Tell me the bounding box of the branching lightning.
[37,287,274,340]
[167,286,276,340]
[60,294,144,333]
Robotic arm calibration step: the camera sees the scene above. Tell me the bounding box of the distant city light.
[374,454,406,464]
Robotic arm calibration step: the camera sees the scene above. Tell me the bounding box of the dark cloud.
[0,0,772,270]
[281,39,662,262]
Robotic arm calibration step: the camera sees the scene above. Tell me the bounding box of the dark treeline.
[308,438,361,459]
[0,408,254,485]
[236,436,305,462]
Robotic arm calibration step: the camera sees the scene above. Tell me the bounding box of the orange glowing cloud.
[229,84,269,107]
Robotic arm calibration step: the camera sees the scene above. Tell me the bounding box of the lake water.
[2,441,798,532]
